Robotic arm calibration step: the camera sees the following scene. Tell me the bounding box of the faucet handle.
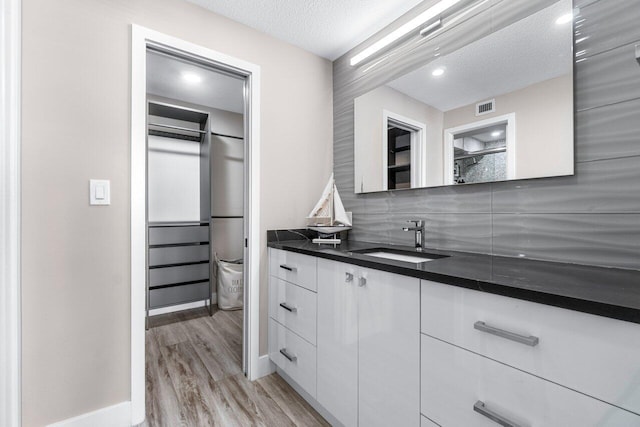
[407,219,423,227]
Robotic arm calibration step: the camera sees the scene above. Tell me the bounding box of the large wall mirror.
[354,0,574,193]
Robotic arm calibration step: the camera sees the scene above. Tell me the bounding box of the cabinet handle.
[279,264,297,272]
[279,348,297,362]
[474,321,539,347]
[279,302,297,313]
[358,276,367,287]
[345,272,354,282]
[473,401,522,427]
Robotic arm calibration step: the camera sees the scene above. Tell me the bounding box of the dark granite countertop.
[267,237,640,324]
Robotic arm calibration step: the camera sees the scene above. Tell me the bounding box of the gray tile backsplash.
[575,98,640,162]
[332,0,640,269]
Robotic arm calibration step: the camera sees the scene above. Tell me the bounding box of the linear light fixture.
[350,0,462,66]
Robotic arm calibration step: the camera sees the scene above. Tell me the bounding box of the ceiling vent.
[476,99,495,116]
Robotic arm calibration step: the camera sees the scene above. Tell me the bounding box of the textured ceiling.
[386,0,573,112]
[185,0,424,59]
[147,50,245,113]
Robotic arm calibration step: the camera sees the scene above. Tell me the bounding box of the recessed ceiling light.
[432,68,445,77]
[491,130,503,137]
[555,12,574,25]
[182,71,202,84]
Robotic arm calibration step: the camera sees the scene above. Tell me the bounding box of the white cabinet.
[317,258,420,427]
[317,260,358,426]
[421,280,640,415]
[421,334,640,427]
[268,248,318,399]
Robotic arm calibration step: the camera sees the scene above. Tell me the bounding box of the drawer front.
[421,334,640,427]
[269,248,317,291]
[149,263,209,287]
[149,282,210,309]
[269,276,317,345]
[149,244,209,266]
[149,225,209,245]
[421,280,640,414]
[269,319,317,398]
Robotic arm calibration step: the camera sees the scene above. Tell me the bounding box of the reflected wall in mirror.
[354,0,574,194]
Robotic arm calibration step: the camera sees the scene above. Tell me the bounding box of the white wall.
[443,74,573,180]
[21,0,333,425]
[354,85,444,192]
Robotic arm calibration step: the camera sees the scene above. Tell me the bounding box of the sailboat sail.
[307,173,352,227]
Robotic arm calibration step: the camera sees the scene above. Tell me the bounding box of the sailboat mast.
[329,182,334,226]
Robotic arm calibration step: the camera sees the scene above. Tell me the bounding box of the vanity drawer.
[269,319,317,398]
[420,280,640,414]
[269,276,317,345]
[421,334,640,427]
[269,248,317,291]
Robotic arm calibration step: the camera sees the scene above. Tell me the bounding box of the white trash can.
[215,254,243,311]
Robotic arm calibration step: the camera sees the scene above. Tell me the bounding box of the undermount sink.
[353,248,449,264]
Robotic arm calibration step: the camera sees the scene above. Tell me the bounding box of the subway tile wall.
[333,0,640,269]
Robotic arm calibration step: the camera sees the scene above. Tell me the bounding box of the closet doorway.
[131,26,261,425]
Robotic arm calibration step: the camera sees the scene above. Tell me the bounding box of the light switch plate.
[90,179,110,205]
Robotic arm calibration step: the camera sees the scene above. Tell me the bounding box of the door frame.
[1,0,22,425]
[443,113,516,185]
[131,25,261,425]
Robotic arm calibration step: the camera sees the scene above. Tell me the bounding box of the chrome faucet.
[402,220,424,251]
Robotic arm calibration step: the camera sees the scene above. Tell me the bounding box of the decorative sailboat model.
[307,173,352,244]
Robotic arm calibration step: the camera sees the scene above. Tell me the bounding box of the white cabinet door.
[358,267,420,427]
[421,334,640,427]
[317,259,359,427]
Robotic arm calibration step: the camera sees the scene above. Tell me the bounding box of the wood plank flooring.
[144,306,329,427]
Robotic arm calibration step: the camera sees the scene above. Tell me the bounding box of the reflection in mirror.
[354,0,574,194]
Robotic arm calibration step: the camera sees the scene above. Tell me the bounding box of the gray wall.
[333,0,640,270]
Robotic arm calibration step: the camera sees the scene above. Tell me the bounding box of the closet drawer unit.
[149,263,209,287]
[269,318,317,399]
[269,248,317,291]
[149,244,209,267]
[421,335,640,427]
[269,276,317,345]
[148,225,209,245]
[149,281,210,309]
[420,280,640,414]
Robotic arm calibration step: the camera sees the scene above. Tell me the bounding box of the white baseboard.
[148,295,216,317]
[255,354,275,378]
[47,401,131,427]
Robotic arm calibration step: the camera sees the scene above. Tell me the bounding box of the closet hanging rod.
[211,132,244,141]
[148,122,206,134]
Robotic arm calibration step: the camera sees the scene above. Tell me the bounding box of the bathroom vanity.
[267,239,640,427]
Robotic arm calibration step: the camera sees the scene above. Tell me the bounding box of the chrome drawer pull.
[279,302,297,313]
[474,321,539,347]
[279,348,297,362]
[473,401,522,427]
[279,264,297,272]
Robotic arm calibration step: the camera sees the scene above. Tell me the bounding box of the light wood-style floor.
[144,306,329,426]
